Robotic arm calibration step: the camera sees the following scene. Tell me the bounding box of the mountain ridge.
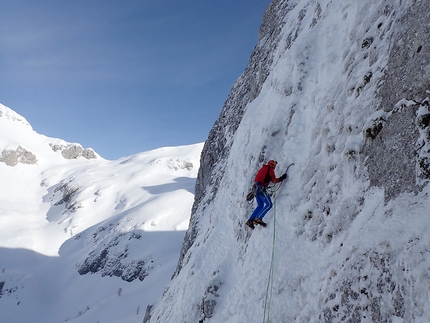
[0,103,100,166]
[0,102,203,322]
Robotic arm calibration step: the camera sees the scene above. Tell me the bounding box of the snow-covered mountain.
[0,103,203,323]
[145,1,430,322]
[3,0,430,322]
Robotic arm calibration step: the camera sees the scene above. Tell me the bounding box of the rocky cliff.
[146,1,430,322]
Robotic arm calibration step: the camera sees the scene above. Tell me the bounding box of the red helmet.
[268,160,277,168]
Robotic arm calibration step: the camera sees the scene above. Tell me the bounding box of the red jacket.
[254,164,281,187]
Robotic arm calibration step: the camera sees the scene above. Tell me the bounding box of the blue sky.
[0,1,271,160]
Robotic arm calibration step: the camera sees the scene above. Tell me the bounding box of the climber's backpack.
[246,166,271,201]
[246,186,256,201]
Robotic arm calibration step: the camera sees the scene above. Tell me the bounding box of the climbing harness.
[246,182,281,204]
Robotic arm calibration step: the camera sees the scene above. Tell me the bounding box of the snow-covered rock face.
[147,1,430,322]
[193,0,292,208]
[364,1,430,202]
[177,0,294,279]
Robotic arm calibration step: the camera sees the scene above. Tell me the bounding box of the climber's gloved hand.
[279,173,287,181]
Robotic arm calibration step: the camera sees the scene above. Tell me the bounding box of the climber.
[246,160,287,230]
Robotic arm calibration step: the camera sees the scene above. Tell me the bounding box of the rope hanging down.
[262,163,293,323]
[262,183,279,323]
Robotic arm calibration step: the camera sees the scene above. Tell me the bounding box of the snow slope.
[0,103,203,323]
[146,1,430,322]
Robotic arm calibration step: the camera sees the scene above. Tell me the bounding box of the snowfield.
[0,103,203,323]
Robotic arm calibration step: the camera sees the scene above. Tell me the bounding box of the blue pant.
[248,187,273,221]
